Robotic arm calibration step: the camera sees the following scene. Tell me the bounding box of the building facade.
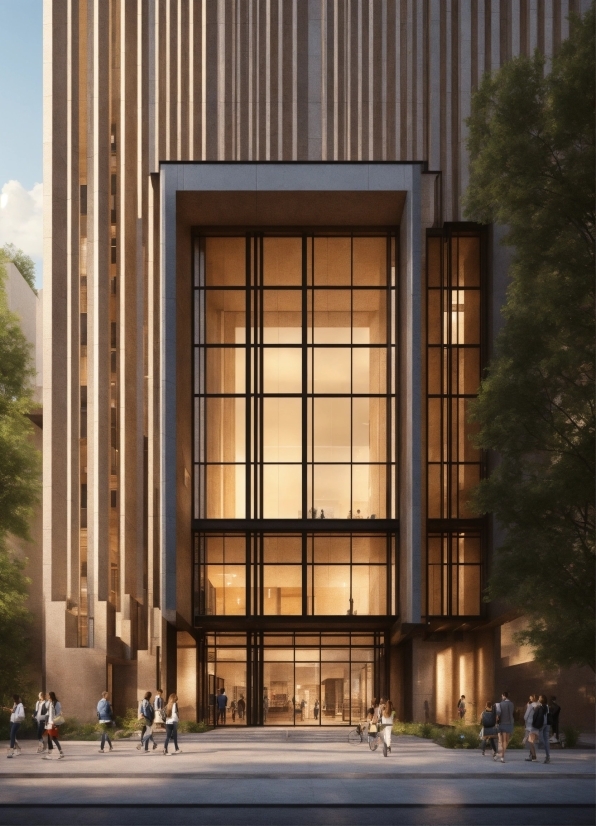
[43,0,594,725]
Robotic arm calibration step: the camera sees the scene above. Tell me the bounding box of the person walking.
[4,696,25,758]
[549,696,561,742]
[380,699,396,757]
[34,692,48,753]
[457,695,467,720]
[237,695,246,720]
[43,692,64,759]
[495,691,515,763]
[137,691,157,753]
[163,693,181,755]
[523,694,539,759]
[480,701,498,757]
[230,699,237,722]
[313,699,320,721]
[97,691,114,753]
[537,694,551,764]
[154,689,165,730]
[216,687,228,725]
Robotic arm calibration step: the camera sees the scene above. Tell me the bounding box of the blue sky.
[0,0,42,187]
[0,0,43,286]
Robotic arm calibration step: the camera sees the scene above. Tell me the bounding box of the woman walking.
[163,693,181,755]
[34,692,48,753]
[4,696,25,758]
[43,692,64,759]
[495,691,514,763]
[480,701,498,757]
[380,699,396,757]
[97,691,114,753]
[524,695,538,761]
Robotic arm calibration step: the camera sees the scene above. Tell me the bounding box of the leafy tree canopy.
[463,6,595,671]
[0,258,40,540]
[0,253,40,703]
[0,244,37,294]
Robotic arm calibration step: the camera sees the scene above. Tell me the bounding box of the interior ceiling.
[177,190,406,229]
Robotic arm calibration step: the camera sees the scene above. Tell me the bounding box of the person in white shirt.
[44,692,65,759]
[34,692,49,753]
[380,699,396,757]
[3,695,25,758]
[163,693,181,755]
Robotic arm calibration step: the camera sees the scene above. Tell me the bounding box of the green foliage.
[0,260,41,542]
[59,719,103,740]
[0,244,36,294]
[0,537,32,702]
[562,724,580,748]
[178,720,211,733]
[464,6,595,671]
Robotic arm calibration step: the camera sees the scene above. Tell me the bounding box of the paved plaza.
[0,728,594,825]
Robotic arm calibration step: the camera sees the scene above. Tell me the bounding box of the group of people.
[521,694,560,764]
[215,688,246,724]
[4,692,64,759]
[480,692,561,763]
[365,697,396,756]
[134,690,182,755]
[4,689,182,758]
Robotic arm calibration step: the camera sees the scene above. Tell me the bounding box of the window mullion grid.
[245,235,252,520]
[258,235,264,520]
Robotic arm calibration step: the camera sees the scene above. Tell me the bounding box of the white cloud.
[0,180,43,286]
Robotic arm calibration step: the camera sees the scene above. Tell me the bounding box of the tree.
[0,251,40,701]
[0,244,37,294]
[463,6,595,671]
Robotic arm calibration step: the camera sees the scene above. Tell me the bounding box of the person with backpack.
[525,694,548,763]
[34,692,48,753]
[43,692,65,759]
[536,694,551,764]
[480,701,498,757]
[3,695,25,758]
[136,691,157,752]
[495,691,515,763]
[97,691,114,753]
[163,693,181,755]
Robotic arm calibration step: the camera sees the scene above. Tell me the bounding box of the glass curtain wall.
[193,234,397,522]
[194,532,393,619]
[426,230,486,618]
[205,633,383,726]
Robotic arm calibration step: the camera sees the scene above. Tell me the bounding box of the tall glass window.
[426,229,486,618]
[193,234,398,522]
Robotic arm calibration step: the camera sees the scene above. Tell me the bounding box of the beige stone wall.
[43,0,589,719]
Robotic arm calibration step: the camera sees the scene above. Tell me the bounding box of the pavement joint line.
[2,772,593,780]
[0,803,593,810]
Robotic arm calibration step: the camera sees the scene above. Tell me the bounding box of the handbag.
[52,714,65,726]
[368,723,378,734]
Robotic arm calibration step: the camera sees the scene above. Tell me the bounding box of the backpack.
[532,704,546,729]
[144,702,155,723]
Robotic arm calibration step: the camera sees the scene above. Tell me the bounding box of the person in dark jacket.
[549,696,561,742]
[480,701,498,756]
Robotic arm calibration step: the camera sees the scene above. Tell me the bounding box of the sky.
[0,0,43,287]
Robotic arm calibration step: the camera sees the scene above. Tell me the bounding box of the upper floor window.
[193,234,398,521]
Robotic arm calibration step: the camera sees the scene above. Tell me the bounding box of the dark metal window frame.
[425,225,488,620]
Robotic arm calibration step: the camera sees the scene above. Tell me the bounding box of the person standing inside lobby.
[216,688,228,725]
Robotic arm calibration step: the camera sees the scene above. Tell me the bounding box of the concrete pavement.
[0,728,593,825]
